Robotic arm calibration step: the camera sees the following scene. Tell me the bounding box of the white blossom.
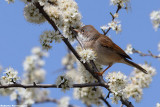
[23,55,38,71]
[157,103,160,107]
[58,96,70,107]
[102,20,122,34]
[101,25,108,31]
[110,0,130,8]
[114,13,119,18]
[74,87,103,106]
[43,0,82,41]
[31,47,49,57]
[22,47,48,84]
[130,63,156,88]
[79,49,97,63]
[73,61,103,106]
[124,84,142,102]
[125,44,133,54]
[150,10,160,31]
[24,3,46,24]
[10,88,35,105]
[109,20,122,34]
[33,69,46,83]
[106,71,128,104]
[56,75,73,92]
[40,30,61,50]
[10,91,17,101]
[62,53,76,70]
[1,67,20,84]
[125,63,156,102]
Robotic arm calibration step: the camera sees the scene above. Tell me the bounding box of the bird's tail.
[123,58,147,74]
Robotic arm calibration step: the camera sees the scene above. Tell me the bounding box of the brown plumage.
[74,25,147,75]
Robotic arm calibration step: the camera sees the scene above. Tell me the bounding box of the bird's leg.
[95,64,112,76]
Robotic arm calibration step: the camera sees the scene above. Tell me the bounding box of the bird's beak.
[73,28,79,32]
[72,29,79,36]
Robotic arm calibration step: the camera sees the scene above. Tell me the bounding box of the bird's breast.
[82,41,122,65]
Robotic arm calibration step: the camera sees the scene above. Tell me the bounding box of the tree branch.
[0,83,103,89]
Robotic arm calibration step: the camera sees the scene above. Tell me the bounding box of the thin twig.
[104,4,122,35]
[106,92,111,99]
[100,96,111,107]
[133,49,160,58]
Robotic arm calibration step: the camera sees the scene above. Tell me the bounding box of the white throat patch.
[77,32,90,42]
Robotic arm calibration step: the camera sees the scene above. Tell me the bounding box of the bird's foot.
[95,72,104,76]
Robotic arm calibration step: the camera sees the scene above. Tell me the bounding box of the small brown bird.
[74,25,147,76]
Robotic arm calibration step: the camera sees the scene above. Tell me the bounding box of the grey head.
[74,25,100,42]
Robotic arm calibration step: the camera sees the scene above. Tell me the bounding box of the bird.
[73,25,147,76]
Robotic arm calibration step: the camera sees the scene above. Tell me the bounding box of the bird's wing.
[98,35,132,60]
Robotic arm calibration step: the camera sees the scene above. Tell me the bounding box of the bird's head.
[73,25,100,42]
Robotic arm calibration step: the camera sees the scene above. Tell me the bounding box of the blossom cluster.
[22,0,82,41]
[131,63,156,88]
[104,63,156,104]
[0,47,49,105]
[157,103,160,107]
[125,44,133,54]
[19,47,49,105]
[23,47,48,83]
[24,3,46,24]
[125,63,156,102]
[101,20,122,34]
[62,53,76,70]
[150,10,160,31]
[73,61,103,106]
[40,30,61,50]
[10,88,34,105]
[44,0,82,40]
[105,71,128,104]
[79,49,97,63]
[58,96,70,107]
[1,67,20,84]
[110,0,130,8]
[56,75,73,92]
[65,46,103,106]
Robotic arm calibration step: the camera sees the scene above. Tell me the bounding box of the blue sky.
[0,0,160,107]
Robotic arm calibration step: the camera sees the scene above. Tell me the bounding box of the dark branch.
[0,83,103,89]
[121,98,134,107]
